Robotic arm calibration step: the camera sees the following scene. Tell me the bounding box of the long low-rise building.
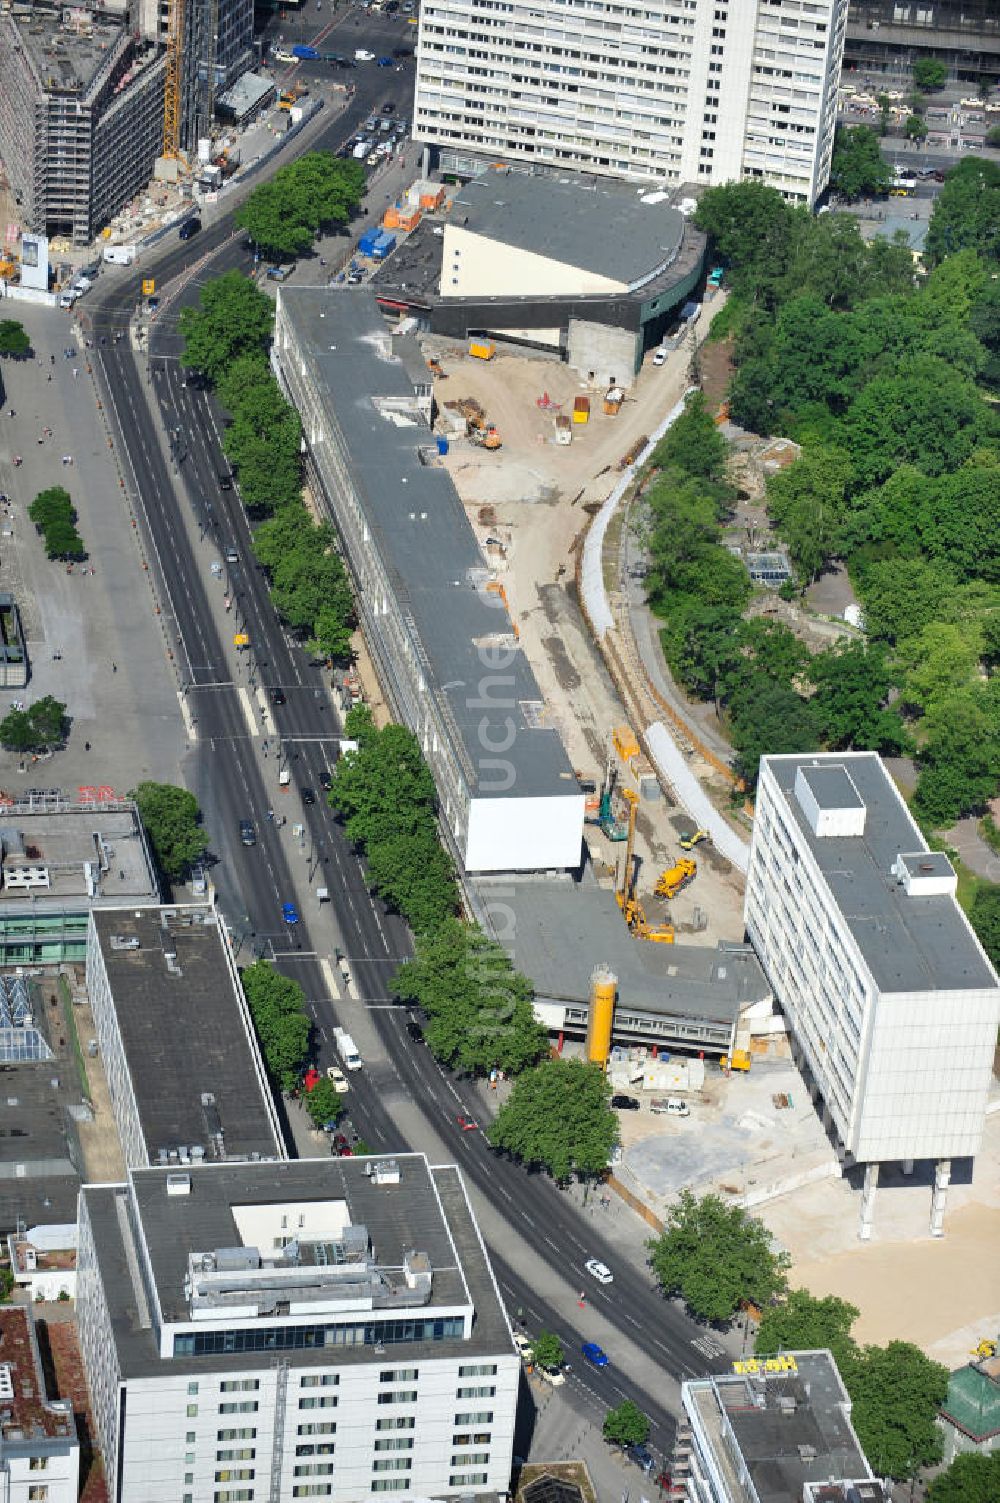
[273,288,584,875]
[77,1156,518,1503]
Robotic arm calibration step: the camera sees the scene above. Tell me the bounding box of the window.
[372,1483,408,1494]
[380,1368,418,1383]
[215,1470,254,1483]
[458,1363,496,1377]
[188,1383,200,1396]
[28,1460,48,1472]
[452,1452,490,1466]
[296,1443,335,1457]
[456,1386,495,1399]
[187,1432,197,1444]
[220,1379,260,1393]
[376,1417,415,1432]
[299,1396,338,1410]
[373,1458,413,1473]
[217,1449,255,1463]
[451,1474,488,1488]
[297,1422,336,1436]
[186,1451,196,1464]
[186,1405,199,1419]
[293,1488,333,1498]
[377,1391,417,1405]
[375,1438,414,1452]
[219,1402,259,1415]
[454,1432,491,1446]
[455,1411,493,1425]
[215,1492,254,1503]
[28,1490,48,1502]
[185,1475,194,1486]
[218,1429,256,1442]
[301,1374,339,1388]
[295,1463,335,1476]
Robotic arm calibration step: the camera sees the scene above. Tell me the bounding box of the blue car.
[581,1341,608,1368]
[376,56,394,66]
[282,902,300,925]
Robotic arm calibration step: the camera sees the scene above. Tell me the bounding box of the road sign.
[233,631,249,647]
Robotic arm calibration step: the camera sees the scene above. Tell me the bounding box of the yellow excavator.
[616,790,674,944]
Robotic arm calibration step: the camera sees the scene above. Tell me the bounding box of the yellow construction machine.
[655,857,697,900]
[616,791,674,944]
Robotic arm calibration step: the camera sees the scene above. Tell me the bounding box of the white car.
[355,48,375,60]
[326,1065,350,1094]
[273,47,294,61]
[512,1332,533,1356]
[585,1257,614,1285]
[652,347,668,366]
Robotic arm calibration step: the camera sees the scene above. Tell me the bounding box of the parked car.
[611,1094,640,1111]
[650,1097,689,1118]
[225,546,238,564]
[652,347,668,366]
[581,1341,609,1368]
[376,56,394,66]
[355,49,375,60]
[627,1445,655,1474]
[326,1065,350,1093]
[584,1258,613,1285]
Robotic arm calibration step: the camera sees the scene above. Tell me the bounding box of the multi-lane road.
[84,16,731,1456]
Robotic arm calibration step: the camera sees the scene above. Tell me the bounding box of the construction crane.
[205,0,220,132]
[616,791,674,945]
[162,0,184,160]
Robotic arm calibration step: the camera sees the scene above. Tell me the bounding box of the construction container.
[435,436,449,455]
[358,229,380,257]
[469,339,496,360]
[613,725,640,764]
[586,967,616,1067]
[416,181,446,210]
[603,386,624,416]
[554,415,572,445]
[371,231,397,260]
[573,395,591,424]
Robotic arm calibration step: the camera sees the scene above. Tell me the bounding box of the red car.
[456,1114,479,1132]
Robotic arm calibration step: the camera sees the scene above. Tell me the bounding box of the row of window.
[174,1316,464,1358]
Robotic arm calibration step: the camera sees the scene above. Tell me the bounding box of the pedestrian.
[47,373,52,382]
[73,368,79,379]
[84,741,91,751]
[112,662,117,673]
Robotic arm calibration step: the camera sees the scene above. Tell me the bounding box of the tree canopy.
[28,487,85,561]
[927,1453,1000,1503]
[392,919,547,1076]
[757,1289,859,1367]
[829,126,893,202]
[0,319,31,357]
[487,1057,619,1181]
[304,1076,345,1129]
[603,1401,650,1449]
[847,1342,948,1479]
[0,697,70,755]
[925,159,1000,267]
[178,271,274,385]
[254,504,355,656]
[130,781,208,883]
[241,961,311,1094]
[647,1192,790,1324]
[531,1331,564,1373]
[237,152,365,259]
[969,884,1000,969]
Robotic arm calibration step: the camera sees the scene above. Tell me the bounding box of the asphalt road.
[84,21,732,1453]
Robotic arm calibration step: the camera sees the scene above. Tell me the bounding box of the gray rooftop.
[687,1351,873,1503]
[449,171,687,289]
[13,5,128,94]
[217,70,275,119]
[0,801,157,908]
[494,877,768,1025]
[91,907,281,1163]
[765,754,998,995]
[799,764,864,812]
[277,288,578,802]
[82,1157,511,1379]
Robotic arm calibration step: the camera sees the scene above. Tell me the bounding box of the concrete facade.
[415,0,849,206]
[845,1,1000,89]
[746,752,1000,1237]
[77,1159,519,1503]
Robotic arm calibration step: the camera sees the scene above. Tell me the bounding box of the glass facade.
[0,910,90,965]
[173,1316,465,1359]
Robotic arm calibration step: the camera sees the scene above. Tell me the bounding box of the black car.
[381,100,395,113]
[301,787,316,806]
[239,819,256,847]
[271,686,286,705]
[219,472,233,490]
[320,771,332,791]
[406,1018,424,1042]
[611,1094,640,1111]
[178,218,202,241]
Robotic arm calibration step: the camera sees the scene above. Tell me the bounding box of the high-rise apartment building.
[746,753,1000,1239]
[844,2,1000,90]
[414,0,849,205]
[77,1157,518,1503]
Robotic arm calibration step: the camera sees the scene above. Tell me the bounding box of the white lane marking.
[237,686,259,738]
[320,957,343,1002]
[176,690,198,742]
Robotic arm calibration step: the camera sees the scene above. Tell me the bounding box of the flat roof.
[764,754,998,995]
[450,170,687,288]
[277,288,577,802]
[13,5,126,94]
[91,907,282,1163]
[0,1307,76,1447]
[799,764,864,812]
[217,70,274,117]
[496,878,767,1025]
[687,1352,873,1503]
[0,801,157,907]
[82,1157,512,1379]
[0,1009,83,1235]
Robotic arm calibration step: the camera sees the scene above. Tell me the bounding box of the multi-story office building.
[0,2,165,245]
[77,1157,518,1503]
[272,288,585,875]
[746,753,1000,1239]
[679,1350,885,1503]
[414,0,849,205]
[134,0,256,147]
[0,1306,80,1503]
[85,904,284,1170]
[844,2,1000,91]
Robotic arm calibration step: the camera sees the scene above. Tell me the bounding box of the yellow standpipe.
[586,966,617,1067]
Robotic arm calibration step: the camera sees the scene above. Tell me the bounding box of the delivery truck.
[333,1027,362,1070]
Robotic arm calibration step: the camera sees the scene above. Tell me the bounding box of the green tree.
[650,391,728,481]
[178,271,274,386]
[830,126,893,202]
[808,641,908,753]
[647,1191,790,1324]
[531,1331,564,1373]
[844,356,994,490]
[904,114,928,141]
[912,57,947,91]
[969,884,1000,969]
[925,159,1000,267]
[856,557,956,645]
[392,920,547,1075]
[28,486,85,560]
[602,1400,650,1450]
[241,961,311,1093]
[694,181,797,307]
[130,781,209,882]
[729,681,819,790]
[660,601,745,707]
[846,1341,948,1480]
[913,690,1000,827]
[756,1289,859,1367]
[0,697,70,754]
[237,152,365,259]
[304,1076,345,1129]
[366,828,457,934]
[0,710,36,754]
[900,621,982,714]
[487,1057,618,1181]
[330,723,437,848]
[0,320,30,357]
[766,444,853,580]
[988,125,1000,150]
[876,93,892,136]
[927,1452,1000,1503]
[0,1266,13,1302]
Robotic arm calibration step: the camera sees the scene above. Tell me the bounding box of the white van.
[103,245,136,265]
[58,290,79,309]
[651,1097,690,1118]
